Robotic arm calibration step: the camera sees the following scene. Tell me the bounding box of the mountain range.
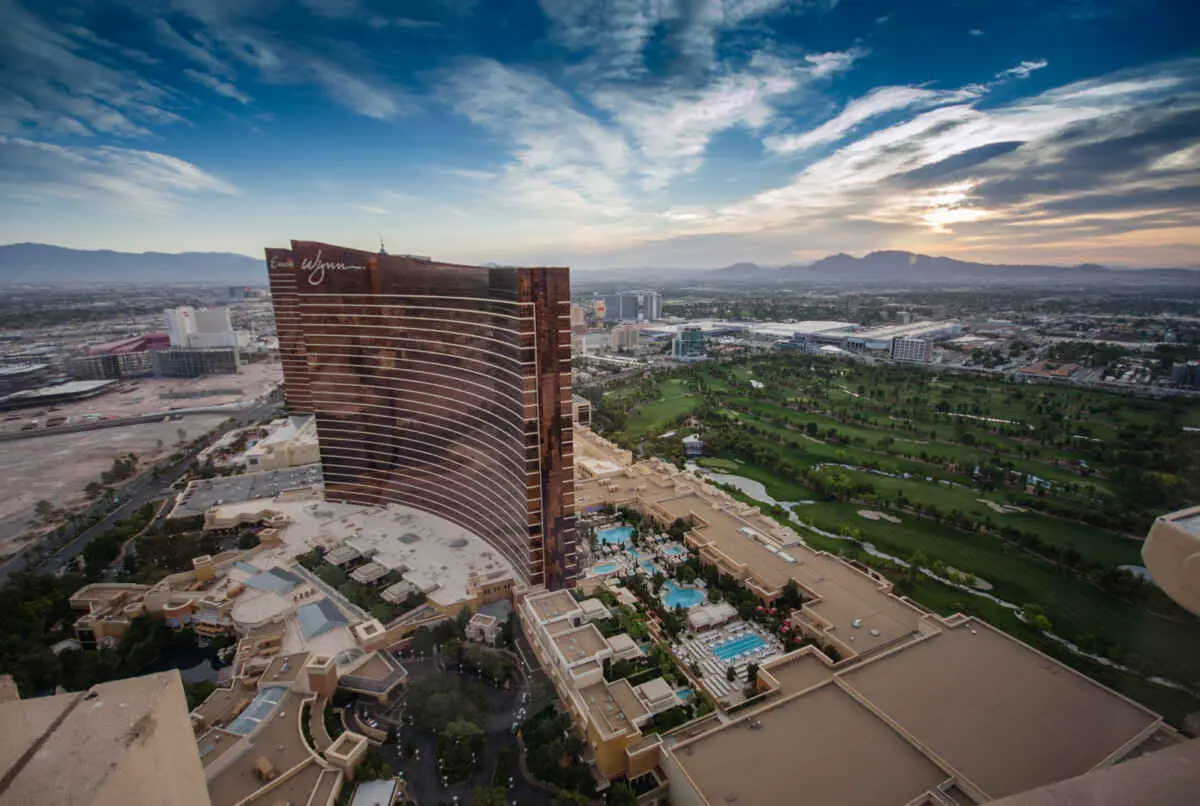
[0,243,265,284]
[705,251,1200,287]
[2,243,1197,288]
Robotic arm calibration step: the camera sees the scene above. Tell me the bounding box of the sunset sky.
[0,0,1197,269]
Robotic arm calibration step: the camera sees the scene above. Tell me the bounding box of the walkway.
[308,695,334,752]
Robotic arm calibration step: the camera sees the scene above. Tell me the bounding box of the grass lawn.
[792,500,1200,688]
[699,458,817,502]
[625,379,697,434]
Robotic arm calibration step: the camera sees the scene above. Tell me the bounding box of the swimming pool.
[597,525,634,545]
[676,687,693,701]
[591,562,618,575]
[662,581,705,609]
[662,545,685,557]
[712,633,767,662]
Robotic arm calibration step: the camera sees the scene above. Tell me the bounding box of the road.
[0,394,282,584]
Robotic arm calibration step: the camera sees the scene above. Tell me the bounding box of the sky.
[0,0,1198,270]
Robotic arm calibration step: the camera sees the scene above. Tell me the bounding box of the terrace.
[206,691,313,806]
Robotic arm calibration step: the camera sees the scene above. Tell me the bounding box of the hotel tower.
[264,241,578,590]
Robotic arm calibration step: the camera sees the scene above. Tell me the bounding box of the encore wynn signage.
[297,249,365,286]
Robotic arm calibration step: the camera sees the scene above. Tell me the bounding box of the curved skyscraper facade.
[264,241,578,590]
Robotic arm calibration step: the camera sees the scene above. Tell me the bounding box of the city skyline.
[0,0,1198,269]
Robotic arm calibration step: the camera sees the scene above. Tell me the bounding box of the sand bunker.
[858,510,902,524]
[976,498,1027,514]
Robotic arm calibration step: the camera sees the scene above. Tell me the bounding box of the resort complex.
[554,426,1190,804]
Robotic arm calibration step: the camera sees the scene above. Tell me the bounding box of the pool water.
[662,545,685,557]
[591,562,618,575]
[712,633,767,662]
[597,526,634,545]
[677,687,693,701]
[662,581,705,609]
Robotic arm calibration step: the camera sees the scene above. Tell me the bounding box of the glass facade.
[264,248,312,412]
[273,241,578,590]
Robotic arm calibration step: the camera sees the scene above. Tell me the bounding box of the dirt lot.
[0,362,281,435]
[0,414,227,557]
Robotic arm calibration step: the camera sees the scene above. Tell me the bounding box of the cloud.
[969,28,984,37]
[0,135,237,211]
[593,53,831,188]
[64,25,161,66]
[443,59,633,222]
[537,0,798,79]
[153,17,233,78]
[0,1,183,138]
[182,68,252,104]
[358,205,389,215]
[307,62,404,119]
[996,59,1049,80]
[766,85,955,154]
[366,16,441,30]
[656,58,1200,265]
[160,2,411,120]
[765,58,1052,157]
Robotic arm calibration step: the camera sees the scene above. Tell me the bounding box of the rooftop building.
[242,415,320,471]
[0,670,211,806]
[1143,506,1200,616]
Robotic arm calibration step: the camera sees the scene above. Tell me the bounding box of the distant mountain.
[0,243,264,284]
[707,251,1200,288]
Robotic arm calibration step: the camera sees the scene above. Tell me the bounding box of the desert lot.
[0,361,281,435]
[0,361,282,559]
[0,414,232,557]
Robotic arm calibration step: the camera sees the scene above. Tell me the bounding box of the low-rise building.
[890,336,934,363]
[465,612,503,644]
[611,324,640,351]
[153,347,240,378]
[520,589,674,780]
[572,395,593,428]
[243,415,320,471]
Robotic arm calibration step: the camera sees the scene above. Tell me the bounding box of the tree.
[455,605,473,638]
[472,787,508,806]
[606,782,638,806]
[34,500,55,520]
[745,662,759,683]
[84,482,104,499]
[726,665,736,682]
